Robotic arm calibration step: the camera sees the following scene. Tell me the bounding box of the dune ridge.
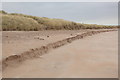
[2,29,117,70]
[1,10,118,31]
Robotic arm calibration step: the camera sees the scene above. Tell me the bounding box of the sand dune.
[2,30,118,78]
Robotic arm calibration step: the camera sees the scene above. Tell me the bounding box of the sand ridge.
[2,29,117,71]
[2,30,118,78]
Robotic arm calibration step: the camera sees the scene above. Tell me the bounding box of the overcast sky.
[2,2,118,25]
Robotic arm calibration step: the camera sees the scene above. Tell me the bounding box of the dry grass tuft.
[1,10,118,31]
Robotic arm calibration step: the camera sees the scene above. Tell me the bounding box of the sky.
[2,2,118,25]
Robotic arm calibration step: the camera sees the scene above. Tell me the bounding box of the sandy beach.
[1,2,118,79]
[2,30,88,59]
[2,30,118,78]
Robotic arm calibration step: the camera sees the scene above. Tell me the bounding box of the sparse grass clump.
[1,10,118,31]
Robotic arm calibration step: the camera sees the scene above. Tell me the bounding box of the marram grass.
[0,10,118,31]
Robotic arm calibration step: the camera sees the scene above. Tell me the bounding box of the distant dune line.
[1,10,118,31]
[2,29,117,70]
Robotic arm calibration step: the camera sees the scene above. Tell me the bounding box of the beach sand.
[2,30,118,78]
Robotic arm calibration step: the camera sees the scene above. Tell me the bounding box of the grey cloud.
[2,2,118,25]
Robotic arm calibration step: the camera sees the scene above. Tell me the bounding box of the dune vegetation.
[0,10,118,31]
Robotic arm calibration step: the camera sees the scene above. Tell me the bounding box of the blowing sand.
[2,30,118,78]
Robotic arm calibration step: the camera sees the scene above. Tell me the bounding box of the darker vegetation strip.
[0,10,118,31]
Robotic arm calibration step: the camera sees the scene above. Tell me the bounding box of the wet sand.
[3,31,118,78]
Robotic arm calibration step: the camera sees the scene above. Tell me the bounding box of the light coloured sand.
[3,31,118,78]
[2,30,87,59]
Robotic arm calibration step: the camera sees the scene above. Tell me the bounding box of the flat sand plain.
[2,30,118,78]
